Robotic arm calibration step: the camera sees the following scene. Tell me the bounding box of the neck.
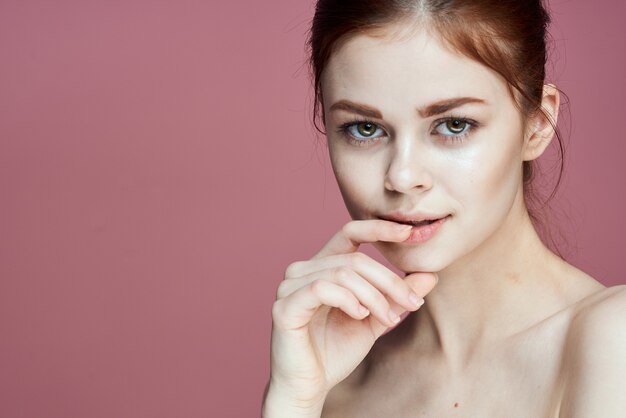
[404,193,569,370]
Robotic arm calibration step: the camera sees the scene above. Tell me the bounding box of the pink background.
[1,1,624,416]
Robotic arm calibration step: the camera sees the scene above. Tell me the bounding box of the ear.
[522,83,560,161]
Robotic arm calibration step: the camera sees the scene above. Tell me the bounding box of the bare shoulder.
[559,284,626,417]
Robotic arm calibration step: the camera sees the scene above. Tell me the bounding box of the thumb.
[373,272,439,337]
[403,271,439,299]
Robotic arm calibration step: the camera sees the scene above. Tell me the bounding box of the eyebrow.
[418,97,488,118]
[329,97,488,119]
[329,100,383,119]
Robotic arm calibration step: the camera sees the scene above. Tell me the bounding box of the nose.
[384,134,433,193]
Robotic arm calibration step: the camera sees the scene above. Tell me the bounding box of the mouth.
[394,218,442,227]
[378,212,451,244]
[379,213,451,225]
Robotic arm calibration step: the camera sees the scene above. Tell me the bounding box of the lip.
[380,211,450,224]
[379,212,451,244]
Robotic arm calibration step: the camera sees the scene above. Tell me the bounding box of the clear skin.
[263,23,626,418]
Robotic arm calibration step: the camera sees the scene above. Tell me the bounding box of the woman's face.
[321,26,532,274]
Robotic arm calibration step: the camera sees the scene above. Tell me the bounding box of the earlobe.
[523,83,560,161]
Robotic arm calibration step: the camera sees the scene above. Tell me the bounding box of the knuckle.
[284,261,304,279]
[348,251,368,266]
[275,280,291,299]
[271,299,285,321]
[340,221,355,237]
[332,266,353,283]
[309,279,327,295]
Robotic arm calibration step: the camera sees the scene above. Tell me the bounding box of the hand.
[266,219,439,411]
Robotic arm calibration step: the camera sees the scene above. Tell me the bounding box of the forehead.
[321,26,509,112]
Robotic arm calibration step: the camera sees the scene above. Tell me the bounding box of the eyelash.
[336,116,479,147]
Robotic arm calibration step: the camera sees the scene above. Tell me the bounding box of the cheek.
[330,152,381,219]
[454,136,522,219]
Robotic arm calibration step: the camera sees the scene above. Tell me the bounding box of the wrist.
[262,384,327,418]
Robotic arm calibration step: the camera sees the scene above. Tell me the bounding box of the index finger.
[312,219,413,260]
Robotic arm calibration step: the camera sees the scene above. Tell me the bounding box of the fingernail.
[395,224,412,232]
[388,309,401,324]
[409,291,420,307]
[358,305,370,317]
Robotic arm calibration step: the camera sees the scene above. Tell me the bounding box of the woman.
[263,1,626,416]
